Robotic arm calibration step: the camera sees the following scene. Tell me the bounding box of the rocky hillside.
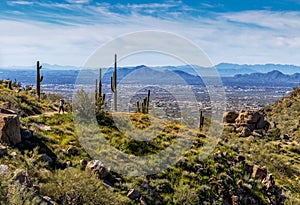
[0,81,299,204]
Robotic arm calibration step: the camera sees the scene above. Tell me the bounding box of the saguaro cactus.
[95,68,106,109]
[8,80,12,90]
[110,54,117,111]
[136,89,151,114]
[136,101,140,113]
[199,110,205,130]
[36,61,43,99]
[146,89,150,113]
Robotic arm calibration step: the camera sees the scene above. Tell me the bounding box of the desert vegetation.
[0,78,299,204]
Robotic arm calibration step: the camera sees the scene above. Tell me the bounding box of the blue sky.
[1,0,300,66]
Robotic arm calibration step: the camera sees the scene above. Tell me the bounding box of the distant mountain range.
[225,70,300,86]
[215,63,300,76]
[0,65,299,87]
[1,63,300,77]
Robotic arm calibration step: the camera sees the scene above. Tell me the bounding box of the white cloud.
[221,10,300,30]
[7,0,33,6]
[66,0,91,4]
[1,5,300,67]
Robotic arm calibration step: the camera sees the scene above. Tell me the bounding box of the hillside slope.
[0,82,299,204]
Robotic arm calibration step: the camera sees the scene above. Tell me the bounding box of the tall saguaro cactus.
[95,68,106,109]
[111,54,117,111]
[36,61,43,99]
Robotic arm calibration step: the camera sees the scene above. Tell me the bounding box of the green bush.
[39,168,131,205]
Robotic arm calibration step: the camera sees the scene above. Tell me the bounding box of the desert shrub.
[284,192,300,205]
[0,174,10,202]
[6,185,45,205]
[40,168,130,205]
[172,182,199,204]
[265,127,281,140]
[72,89,95,119]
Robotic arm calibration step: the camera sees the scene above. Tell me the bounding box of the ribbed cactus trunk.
[199,111,204,130]
[95,68,106,109]
[36,61,43,99]
[146,89,150,114]
[111,54,117,112]
[95,79,98,101]
[99,68,102,98]
[8,80,12,90]
[136,101,140,113]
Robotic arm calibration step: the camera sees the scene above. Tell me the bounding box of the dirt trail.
[29,110,65,118]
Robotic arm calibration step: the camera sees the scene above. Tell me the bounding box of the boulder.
[262,174,275,192]
[253,129,263,138]
[86,160,108,179]
[239,126,252,137]
[0,164,9,175]
[252,165,267,180]
[244,163,254,174]
[139,196,148,205]
[256,118,267,129]
[12,169,32,187]
[41,196,56,205]
[0,109,21,145]
[283,134,289,140]
[231,195,239,205]
[80,158,88,169]
[235,155,246,162]
[0,144,7,156]
[10,151,17,158]
[102,179,114,189]
[234,110,269,137]
[66,161,72,167]
[223,111,239,123]
[235,110,264,124]
[127,188,140,200]
[21,130,33,140]
[40,154,53,164]
[67,146,79,156]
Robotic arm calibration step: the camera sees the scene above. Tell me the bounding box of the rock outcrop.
[0,109,21,145]
[223,111,239,123]
[12,169,32,187]
[127,189,141,200]
[86,160,108,180]
[223,110,269,137]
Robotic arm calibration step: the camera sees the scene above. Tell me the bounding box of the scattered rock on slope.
[223,111,239,123]
[0,109,21,145]
[223,110,270,137]
[86,160,108,179]
[0,144,7,156]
